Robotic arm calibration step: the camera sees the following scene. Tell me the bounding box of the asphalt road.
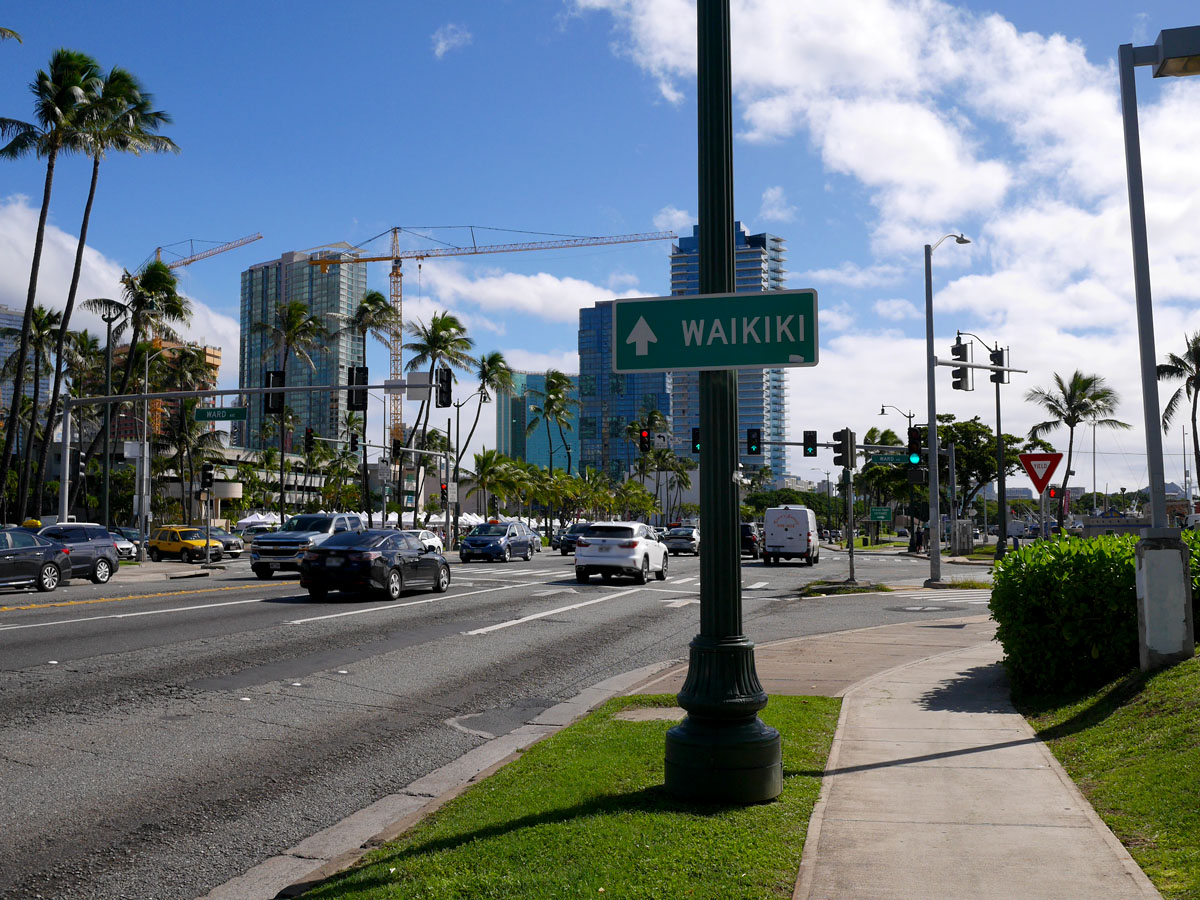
[0,546,984,900]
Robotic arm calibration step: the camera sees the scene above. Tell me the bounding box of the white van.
[762,505,819,566]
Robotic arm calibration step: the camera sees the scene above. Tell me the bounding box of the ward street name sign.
[195,407,247,422]
[611,288,818,373]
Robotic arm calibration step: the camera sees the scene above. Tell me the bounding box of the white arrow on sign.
[625,316,658,356]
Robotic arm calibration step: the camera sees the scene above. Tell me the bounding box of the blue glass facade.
[494,371,581,472]
[578,302,671,482]
[668,223,790,479]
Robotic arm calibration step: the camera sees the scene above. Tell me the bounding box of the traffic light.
[263,370,284,415]
[907,426,922,465]
[989,347,1008,384]
[802,430,817,457]
[950,338,971,391]
[304,427,314,453]
[691,427,701,454]
[832,428,855,469]
[440,481,449,506]
[200,463,214,489]
[68,446,82,485]
[435,366,452,408]
[391,438,404,459]
[348,365,368,411]
[1047,486,1059,500]
[350,433,359,453]
[746,428,762,455]
[638,428,652,453]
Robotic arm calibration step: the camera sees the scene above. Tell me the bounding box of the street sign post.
[611,288,817,373]
[194,407,247,422]
[1018,452,1063,495]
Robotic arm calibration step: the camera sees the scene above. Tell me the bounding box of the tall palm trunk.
[1059,428,1077,529]
[278,355,289,523]
[557,422,572,476]
[0,147,58,504]
[17,350,43,521]
[33,153,100,517]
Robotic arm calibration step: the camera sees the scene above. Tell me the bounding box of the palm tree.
[34,66,176,517]
[0,49,100,500]
[1,27,22,42]
[252,300,329,520]
[1158,331,1200,494]
[526,369,580,477]
[459,350,515,468]
[16,306,61,519]
[1026,370,1129,527]
[403,312,474,453]
[468,448,510,518]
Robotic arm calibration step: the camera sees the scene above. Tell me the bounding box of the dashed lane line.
[465,587,644,636]
[0,596,269,632]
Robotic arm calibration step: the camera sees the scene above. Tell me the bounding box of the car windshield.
[667,528,695,536]
[321,531,386,548]
[470,525,508,537]
[282,515,334,532]
[178,529,205,541]
[110,532,127,540]
[585,525,634,538]
[567,523,591,534]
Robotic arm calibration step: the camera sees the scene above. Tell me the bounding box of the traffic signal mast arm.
[934,357,1028,376]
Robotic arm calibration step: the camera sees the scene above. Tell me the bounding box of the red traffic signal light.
[1047,486,1058,499]
[638,429,651,452]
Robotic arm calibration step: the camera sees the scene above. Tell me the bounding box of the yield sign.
[1018,452,1064,494]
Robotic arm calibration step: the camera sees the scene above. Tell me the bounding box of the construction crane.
[308,227,677,438]
[154,232,263,269]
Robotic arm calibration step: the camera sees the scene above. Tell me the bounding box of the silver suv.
[250,513,364,579]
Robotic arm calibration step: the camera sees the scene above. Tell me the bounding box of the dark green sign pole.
[664,0,782,803]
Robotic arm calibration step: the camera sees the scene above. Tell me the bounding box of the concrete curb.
[197,659,677,900]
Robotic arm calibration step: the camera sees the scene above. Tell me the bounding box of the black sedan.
[0,528,71,592]
[299,530,450,601]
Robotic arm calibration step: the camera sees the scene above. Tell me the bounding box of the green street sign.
[869,453,907,465]
[195,407,247,422]
[611,288,818,373]
[870,506,892,522]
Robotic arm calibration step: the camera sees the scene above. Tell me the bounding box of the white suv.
[574,521,668,584]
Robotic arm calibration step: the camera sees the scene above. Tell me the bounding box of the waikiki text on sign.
[611,289,818,373]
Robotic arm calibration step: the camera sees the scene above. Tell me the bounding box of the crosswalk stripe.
[745,581,769,590]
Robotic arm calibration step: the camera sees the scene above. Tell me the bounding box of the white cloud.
[503,348,579,374]
[653,204,695,233]
[0,195,241,388]
[872,298,920,321]
[800,262,902,289]
[432,23,472,59]
[758,185,795,223]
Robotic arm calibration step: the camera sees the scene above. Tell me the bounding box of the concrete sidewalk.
[636,616,1160,900]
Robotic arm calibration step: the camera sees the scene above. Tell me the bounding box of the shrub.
[993,531,1200,697]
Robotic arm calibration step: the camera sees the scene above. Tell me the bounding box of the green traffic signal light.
[908,451,921,464]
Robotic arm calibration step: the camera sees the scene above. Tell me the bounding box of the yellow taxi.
[148,525,223,564]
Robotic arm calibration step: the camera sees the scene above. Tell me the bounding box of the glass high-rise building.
[668,223,789,480]
[577,301,672,482]
[0,303,51,413]
[235,249,367,450]
[494,371,581,472]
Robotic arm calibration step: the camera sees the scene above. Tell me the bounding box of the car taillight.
[62,547,71,554]
[347,551,382,561]
[618,541,638,548]
[576,539,590,548]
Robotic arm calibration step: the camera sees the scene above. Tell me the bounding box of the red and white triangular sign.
[1019,452,1064,495]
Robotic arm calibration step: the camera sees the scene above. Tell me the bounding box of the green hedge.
[991,532,1200,696]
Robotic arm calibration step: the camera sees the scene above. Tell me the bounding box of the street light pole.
[880,405,916,549]
[924,234,970,586]
[1117,26,1199,669]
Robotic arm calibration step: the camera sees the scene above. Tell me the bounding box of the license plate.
[326,557,344,567]
[598,546,611,553]
[270,562,280,570]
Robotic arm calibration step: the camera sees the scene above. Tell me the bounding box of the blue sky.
[2,1,1199,499]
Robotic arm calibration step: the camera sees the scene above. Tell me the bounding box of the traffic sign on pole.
[195,407,247,422]
[869,453,908,465]
[1018,452,1064,494]
[611,288,818,373]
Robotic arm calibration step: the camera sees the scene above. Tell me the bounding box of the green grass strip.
[302,694,840,900]
[1024,654,1200,899]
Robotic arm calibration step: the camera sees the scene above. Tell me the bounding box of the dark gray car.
[38,522,120,584]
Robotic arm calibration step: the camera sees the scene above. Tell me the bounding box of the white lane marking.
[745,581,769,590]
[285,581,544,624]
[0,597,267,633]
[532,588,578,597]
[888,589,990,603]
[660,597,700,608]
[466,587,643,636]
[670,577,697,585]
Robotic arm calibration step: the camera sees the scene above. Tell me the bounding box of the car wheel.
[575,569,590,583]
[149,548,161,562]
[91,558,112,584]
[502,546,511,563]
[806,552,816,567]
[434,564,451,593]
[656,553,668,581]
[386,569,404,600]
[181,548,194,564]
[523,544,533,561]
[561,548,568,556]
[634,556,649,585]
[37,563,61,592]
[601,572,613,582]
[308,587,328,602]
[254,566,273,580]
